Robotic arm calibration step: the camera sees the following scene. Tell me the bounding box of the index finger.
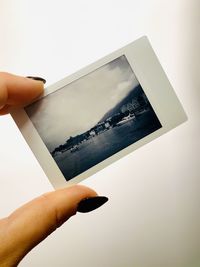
[0,72,44,115]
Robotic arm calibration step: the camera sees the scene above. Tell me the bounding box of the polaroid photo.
[11,36,187,189]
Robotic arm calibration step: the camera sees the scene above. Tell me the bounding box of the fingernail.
[26,76,46,84]
[77,196,108,213]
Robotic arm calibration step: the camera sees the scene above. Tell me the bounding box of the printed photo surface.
[25,55,162,181]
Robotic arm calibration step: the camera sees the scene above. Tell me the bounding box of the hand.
[0,73,108,266]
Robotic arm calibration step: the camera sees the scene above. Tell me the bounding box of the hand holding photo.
[11,37,187,188]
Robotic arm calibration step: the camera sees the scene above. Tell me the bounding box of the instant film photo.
[11,36,187,189]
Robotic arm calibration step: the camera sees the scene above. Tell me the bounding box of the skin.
[0,72,98,267]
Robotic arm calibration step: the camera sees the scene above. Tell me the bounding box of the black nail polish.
[77,196,108,213]
[26,76,46,84]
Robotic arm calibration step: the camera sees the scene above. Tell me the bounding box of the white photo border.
[11,36,187,189]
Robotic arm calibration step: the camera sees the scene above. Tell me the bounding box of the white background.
[0,1,199,266]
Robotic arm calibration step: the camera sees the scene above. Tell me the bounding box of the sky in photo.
[26,55,140,151]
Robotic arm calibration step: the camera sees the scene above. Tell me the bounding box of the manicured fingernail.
[77,196,108,213]
[26,76,46,84]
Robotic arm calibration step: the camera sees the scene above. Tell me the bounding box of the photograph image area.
[25,56,162,181]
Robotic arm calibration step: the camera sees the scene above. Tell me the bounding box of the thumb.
[0,185,108,266]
